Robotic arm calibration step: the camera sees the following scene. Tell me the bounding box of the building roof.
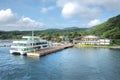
[82,35,99,39]
[22,36,40,39]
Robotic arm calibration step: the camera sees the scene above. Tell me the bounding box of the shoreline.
[74,44,120,49]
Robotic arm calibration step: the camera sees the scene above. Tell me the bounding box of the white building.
[99,39,110,45]
[73,35,110,45]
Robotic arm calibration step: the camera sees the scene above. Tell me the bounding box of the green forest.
[0,14,120,45]
[0,28,87,42]
[89,14,120,45]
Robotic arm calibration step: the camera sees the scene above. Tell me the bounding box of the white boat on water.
[10,36,49,55]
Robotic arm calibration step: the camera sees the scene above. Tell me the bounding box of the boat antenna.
[32,30,34,37]
[32,30,34,49]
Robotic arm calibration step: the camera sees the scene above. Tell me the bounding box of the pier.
[27,44,73,57]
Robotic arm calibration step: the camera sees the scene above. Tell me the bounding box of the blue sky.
[0,0,120,31]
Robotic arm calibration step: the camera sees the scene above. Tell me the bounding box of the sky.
[0,0,120,31]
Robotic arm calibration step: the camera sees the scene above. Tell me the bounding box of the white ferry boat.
[10,36,49,55]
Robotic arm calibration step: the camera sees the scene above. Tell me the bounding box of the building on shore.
[73,35,110,45]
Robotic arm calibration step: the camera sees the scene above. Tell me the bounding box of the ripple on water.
[0,47,120,80]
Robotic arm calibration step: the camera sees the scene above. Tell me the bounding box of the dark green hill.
[90,14,120,39]
[89,14,120,45]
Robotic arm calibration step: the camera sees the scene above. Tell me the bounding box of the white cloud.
[86,0,120,10]
[0,9,44,31]
[62,2,77,18]
[0,9,17,23]
[87,19,101,27]
[81,19,101,28]
[40,6,54,13]
[40,8,48,13]
[57,0,120,19]
[18,17,44,28]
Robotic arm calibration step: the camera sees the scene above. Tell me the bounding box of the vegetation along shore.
[74,44,120,49]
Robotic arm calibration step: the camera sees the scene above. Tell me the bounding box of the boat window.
[43,45,47,47]
[30,43,32,45]
[34,38,39,41]
[40,42,47,44]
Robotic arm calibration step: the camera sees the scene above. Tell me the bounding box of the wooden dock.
[27,44,73,57]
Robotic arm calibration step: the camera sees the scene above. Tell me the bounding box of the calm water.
[0,47,120,80]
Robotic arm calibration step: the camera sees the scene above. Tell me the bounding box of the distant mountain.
[42,28,61,32]
[63,27,88,32]
[41,27,88,32]
[63,27,80,30]
[90,14,120,39]
[0,26,88,39]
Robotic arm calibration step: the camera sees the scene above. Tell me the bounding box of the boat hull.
[10,50,27,55]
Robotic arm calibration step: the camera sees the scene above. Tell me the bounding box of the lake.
[0,47,120,80]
